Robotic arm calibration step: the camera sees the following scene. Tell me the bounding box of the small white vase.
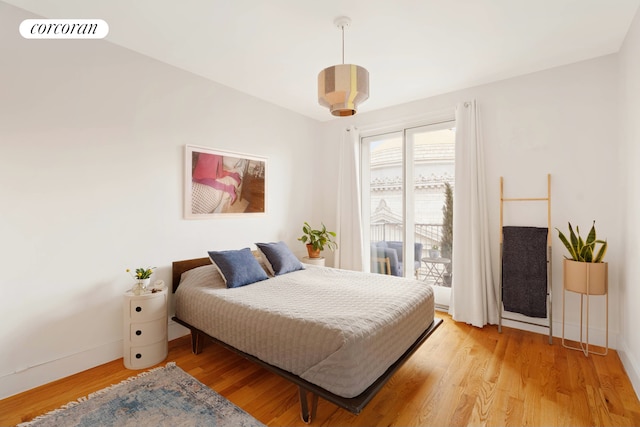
[132,278,151,295]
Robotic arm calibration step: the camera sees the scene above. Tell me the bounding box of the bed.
[172,252,442,422]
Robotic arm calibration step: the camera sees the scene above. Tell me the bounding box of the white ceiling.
[5,0,640,121]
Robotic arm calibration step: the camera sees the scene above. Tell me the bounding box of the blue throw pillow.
[255,241,304,276]
[208,248,269,288]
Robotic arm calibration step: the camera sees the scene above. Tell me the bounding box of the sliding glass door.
[362,121,455,308]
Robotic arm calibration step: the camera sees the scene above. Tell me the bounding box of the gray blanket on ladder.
[502,226,548,318]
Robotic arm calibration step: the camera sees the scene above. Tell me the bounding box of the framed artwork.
[184,145,267,219]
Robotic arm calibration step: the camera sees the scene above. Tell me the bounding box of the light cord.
[341,25,345,64]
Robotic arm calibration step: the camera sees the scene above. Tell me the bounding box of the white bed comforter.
[175,265,434,398]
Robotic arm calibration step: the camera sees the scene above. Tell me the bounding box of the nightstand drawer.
[128,293,166,320]
[129,319,166,345]
[126,340,167,370]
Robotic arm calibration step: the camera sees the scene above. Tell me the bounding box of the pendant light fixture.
[318,16,369,117]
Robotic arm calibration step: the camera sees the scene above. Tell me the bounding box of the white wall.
[3,0,638,402]
[321,56,621,346]
[619,7,640,398]
[0,3,321,398]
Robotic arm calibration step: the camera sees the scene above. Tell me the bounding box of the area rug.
[18,362,265,427]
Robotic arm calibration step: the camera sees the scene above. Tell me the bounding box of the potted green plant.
[127,266,156,294]
[298,222,337,258]
[556,221,608,295]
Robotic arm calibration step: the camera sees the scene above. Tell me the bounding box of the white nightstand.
[302,256,325,267]
[123,285,168,369]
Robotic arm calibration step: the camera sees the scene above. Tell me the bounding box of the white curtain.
[449,100,498,327]
[335,126,364,271]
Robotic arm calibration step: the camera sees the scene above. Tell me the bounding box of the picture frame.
[184,145,267,219]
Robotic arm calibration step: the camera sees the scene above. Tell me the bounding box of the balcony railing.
[370,222,451,285]
[371,222,443,248]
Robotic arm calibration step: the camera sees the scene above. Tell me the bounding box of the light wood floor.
[2,313,639,426]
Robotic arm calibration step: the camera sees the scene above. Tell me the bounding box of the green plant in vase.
[298,222,337,258]
[556,221,607,295]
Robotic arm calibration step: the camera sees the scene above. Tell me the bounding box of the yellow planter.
[563,259,608,295]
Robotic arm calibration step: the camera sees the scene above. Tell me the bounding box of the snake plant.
[556,221,607,262]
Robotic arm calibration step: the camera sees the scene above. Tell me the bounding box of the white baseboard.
[0,320,191,400]
[617,339,640,400]
[500,315,617,349]
[0,340,123,400]
[555,319,615,348]
[168,318,190,341]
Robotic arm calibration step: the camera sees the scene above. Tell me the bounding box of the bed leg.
[298,387,318,424]
[191,330,204,354]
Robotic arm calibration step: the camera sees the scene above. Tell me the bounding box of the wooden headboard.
[172,257,211,292]
[172,250,264,292]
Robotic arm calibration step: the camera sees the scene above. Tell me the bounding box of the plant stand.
[561,261,608,356]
